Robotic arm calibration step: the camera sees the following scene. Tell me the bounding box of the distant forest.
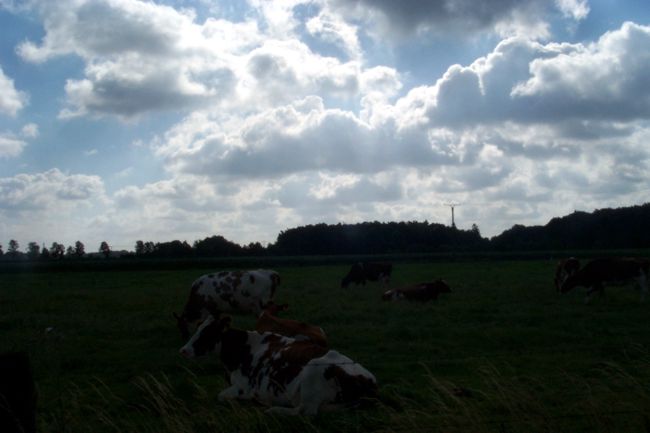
[2,203,649,260]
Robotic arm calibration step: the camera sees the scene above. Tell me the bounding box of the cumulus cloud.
[15,0,379,120]
[0,169,106,212]
[0,65,27,116]
[327,0,577,39]
[0,135,26,158]
[18,0,257,119]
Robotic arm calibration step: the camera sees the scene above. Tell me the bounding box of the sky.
[1,0,650,252]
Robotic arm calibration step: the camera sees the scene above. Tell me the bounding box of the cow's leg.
[585,283,603,303]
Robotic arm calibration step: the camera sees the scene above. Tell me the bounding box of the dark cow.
[341,262,392,288]
[174,269,280,340]
[255,303,328,347]
[560,257,649,301]
[179,315,377,415]
[554,257,581,292]
[382,280,451,302]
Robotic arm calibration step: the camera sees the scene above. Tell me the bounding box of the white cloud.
[555,0,589,20]
[21,123,38,138]
[0,135,26,158]
[306,10,362,59]
[0,65,27,116]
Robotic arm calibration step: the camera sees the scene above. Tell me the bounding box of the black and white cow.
[560,257,649,301]
[179,315,377,415]
[382,280,451,302]
[174,269,280,340]
[554,257,581,292]
[340,262,392,288]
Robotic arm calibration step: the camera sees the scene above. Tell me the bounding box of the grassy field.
[3,259,650,432]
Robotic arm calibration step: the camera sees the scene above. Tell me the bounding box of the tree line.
[2,203,649,260]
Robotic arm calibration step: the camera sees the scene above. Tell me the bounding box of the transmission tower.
[443,202,461,228]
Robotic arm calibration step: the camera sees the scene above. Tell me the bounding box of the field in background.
[3,259,650,432]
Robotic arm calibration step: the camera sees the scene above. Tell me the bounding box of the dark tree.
[144,242,155,254]
[8,239,19,257]
[65,246,75,257]
[0,243,3,256]
[27,242,40,260]
[50,242,65,259]
[40,247,50,260]
[74,241,85,257]
[99,241,111,259]
[135,240,145,255]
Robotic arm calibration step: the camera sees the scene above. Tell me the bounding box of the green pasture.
[2,259,650,432]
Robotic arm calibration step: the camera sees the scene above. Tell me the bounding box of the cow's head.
[262,301,289,316]
[179,314,232,358]
[173,312,190,341]
[554,258,580,293]
[341,263,363,288]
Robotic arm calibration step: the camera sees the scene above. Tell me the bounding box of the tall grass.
[37,357,650,433]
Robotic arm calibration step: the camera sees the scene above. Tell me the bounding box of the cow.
[382,280,451,302]
[255,302,328,347]
[174,269,280,340]
[341,262,392,288]
[559,257,649,301]
[554,257,581,292]
[179,315,378,416]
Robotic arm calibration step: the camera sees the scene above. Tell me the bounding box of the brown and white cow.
[341,262,392,288]
[255,303,328,347]
[174,269,280,340]
[179,315,377,416]
[560,257,649,301]
[554,257,581,292]
[382,280,451,302]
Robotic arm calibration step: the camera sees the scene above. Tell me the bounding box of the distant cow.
[382,280,451,302]
[174,269,280,340]
[179,315,377,416]
[341,262,392,288]
[560,257,649,301]
[255,303,328,347]
[554,257,581,292]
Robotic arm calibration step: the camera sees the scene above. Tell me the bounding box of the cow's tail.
[323,365,378,408]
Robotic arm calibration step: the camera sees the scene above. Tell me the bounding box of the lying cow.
[560,257,649,301]
[255,302,328,347]
[179,315,377,416]
[341,262,392,288]
[554,257,581,292]
[174,269,280,340]
[382,280,451,302]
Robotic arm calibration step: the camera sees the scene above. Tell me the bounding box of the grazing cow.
[255,303,328,347]
[382,280,451,302]
[174,269,280,340]
[341,262,392,288]
[179,315,377,416]
[560,257,649,301]
[554,257,581,292]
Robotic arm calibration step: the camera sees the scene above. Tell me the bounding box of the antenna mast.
[443,202,461,228]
